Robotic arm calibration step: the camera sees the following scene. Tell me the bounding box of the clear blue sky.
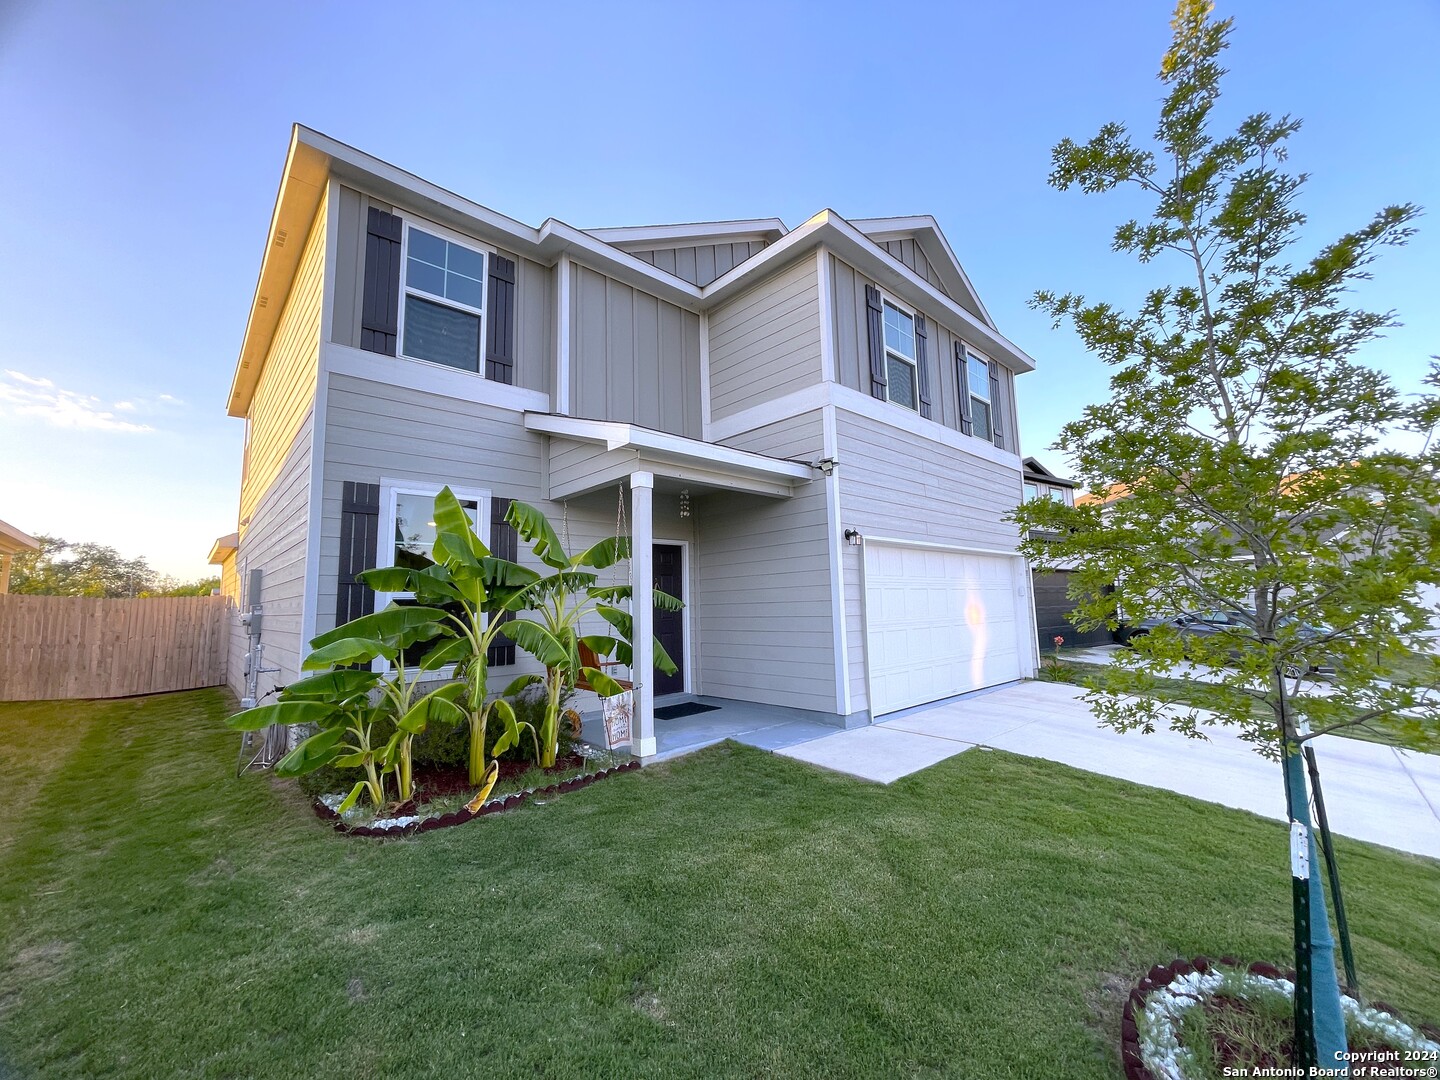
[1,1,1436,579]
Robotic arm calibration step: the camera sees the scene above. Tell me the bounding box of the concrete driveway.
[778,680,1440,860]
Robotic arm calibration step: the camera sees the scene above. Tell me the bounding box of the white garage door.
[863,542,1025,716]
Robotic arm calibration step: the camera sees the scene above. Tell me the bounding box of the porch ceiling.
[524,413,815,501]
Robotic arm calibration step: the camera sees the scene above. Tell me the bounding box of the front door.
[653,544,685,696]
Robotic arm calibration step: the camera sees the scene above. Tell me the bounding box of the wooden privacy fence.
[0,594,229,701]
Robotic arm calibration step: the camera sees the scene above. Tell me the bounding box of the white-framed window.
[379,482,490,601]
[967,350,993,441]
[1023,482,1038,502]
[1024,482,1072,505]
[882,298,919,411]
[376,481,490,671]
[397,219,488,373]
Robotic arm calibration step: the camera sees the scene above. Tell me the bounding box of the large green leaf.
[580,667,628,699]
[281,669,381,700]
[595,604,633,640]
[273,725,347,776]
[227,700,335,731]
[506,501,569,570]
[409,563,465,605]
[302,637,391,671]
[396,683,466,734]
[578,634,619,658]
[419,635,473,671]
[593,606,676,674]
[336,781,370,814]
[653,587,683,613]
[502,673,542,697]
[310,605,453,650]
[570,535,631,570]
[434,487,490,561]
[503,618,569,667]
[481,557,542,590]
[355,566,419,594]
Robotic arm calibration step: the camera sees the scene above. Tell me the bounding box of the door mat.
[654,702,721,721]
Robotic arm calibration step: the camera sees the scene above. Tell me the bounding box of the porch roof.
[523,413,815,500]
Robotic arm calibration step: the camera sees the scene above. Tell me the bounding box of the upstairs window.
[882,300,918,411]
[967,351,993,441]
[400,226,486,372]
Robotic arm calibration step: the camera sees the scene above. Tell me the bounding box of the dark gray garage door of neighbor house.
[1032,570,1114,650]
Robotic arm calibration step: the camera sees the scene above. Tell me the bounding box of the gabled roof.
[851,216,995,329]
[1023,457,1077,487]
[229,126,1039,417]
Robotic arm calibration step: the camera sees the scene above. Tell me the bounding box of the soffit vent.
[274,229,288,248]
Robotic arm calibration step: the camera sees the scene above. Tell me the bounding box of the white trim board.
[324,342,551,413]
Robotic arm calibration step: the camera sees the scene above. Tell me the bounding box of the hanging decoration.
[679,488,691,519]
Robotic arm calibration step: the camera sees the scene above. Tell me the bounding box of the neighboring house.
[0,519,40,594]
[1023,458,1113,650]
[224,125,1043,756]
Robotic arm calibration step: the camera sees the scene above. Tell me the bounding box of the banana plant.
[227,605,455,809]
[497,500,683,768]
[354,487,544,785]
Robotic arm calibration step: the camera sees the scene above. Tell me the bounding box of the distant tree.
[1013,0,1439,1069]
[7,536,214,598]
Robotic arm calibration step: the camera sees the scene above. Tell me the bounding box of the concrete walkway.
[777,680,1440,860]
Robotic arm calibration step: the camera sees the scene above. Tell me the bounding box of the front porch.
[524,411,832,759]
[579,695,844,762]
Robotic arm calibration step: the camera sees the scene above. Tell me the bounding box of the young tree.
[1015,0,1440,1068]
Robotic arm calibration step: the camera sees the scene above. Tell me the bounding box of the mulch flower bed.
[312,755,640,838]
[1121,957,1440,1080]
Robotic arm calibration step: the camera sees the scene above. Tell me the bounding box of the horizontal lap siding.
[697,410,836,712]
[330,185,553,395]
[571,264,702,437]
[708,258,822,420]
[316,373,696,706]
[835,408,1027,712]
[234,190,326,700]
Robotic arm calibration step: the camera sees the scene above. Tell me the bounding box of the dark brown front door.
[653,544,684,696]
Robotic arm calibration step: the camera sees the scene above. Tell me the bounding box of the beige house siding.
[834,406,1032,713]
[329,185,552,396]
[569,263,703,437]
[708,257,822,421]
[829,253,1020,447]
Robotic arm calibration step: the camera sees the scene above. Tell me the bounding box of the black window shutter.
[336,482,380,628]
[485,255,517,385]
[864,284,887,400]
[360,209,402,356]
[989,365,1005,450]
[486,497,517,666]
[915,314,933,419]
[954,341,974,436]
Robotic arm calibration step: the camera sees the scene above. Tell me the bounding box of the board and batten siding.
[627,241,768,287]
[330,185,552,396]
[834,407,1032,713]
[876,238,951,299]
[707,257,822,422]
[698,410,837,713]
[569,264,702,437]
[234,189,326,697]
[829,254,1020,444]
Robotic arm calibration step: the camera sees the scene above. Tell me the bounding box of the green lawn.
[1,690,1436,1079]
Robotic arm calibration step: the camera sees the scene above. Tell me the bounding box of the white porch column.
[629,471,657,758]
[0,552,11,594]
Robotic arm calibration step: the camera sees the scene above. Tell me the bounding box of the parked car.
[1124,609,1336,674]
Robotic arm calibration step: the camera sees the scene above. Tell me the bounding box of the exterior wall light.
[843,528,862,546]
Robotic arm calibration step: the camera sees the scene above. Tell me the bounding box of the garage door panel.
[864,543,1024,716]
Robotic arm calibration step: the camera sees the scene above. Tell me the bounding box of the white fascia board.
[851,215,996,330]
[582,218,788,248]
[522,413,813,482]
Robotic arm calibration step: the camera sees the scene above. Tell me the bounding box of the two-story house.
[220,125,1042,757]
